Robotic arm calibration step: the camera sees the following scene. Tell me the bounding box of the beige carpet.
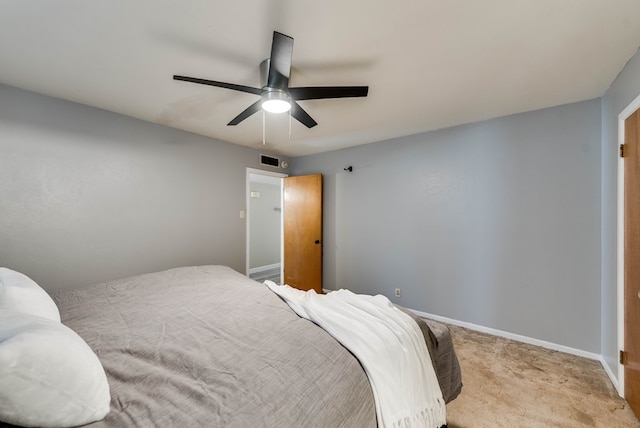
[443,324,640,427]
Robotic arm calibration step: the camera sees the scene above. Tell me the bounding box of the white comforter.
[264,282,446,428]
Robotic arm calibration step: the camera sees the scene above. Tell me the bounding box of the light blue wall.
[601,48,640,379]
[293,99,602,353]
[0,83,288,290]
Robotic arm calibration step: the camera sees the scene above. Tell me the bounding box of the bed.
[1,265,461,427]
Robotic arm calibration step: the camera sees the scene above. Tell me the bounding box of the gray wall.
[292,99,602,353]
[3,43,639,363]
[249,182,281,268]
[0,83,287,290]
[601,48,640,378]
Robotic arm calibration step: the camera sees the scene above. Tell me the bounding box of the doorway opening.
[246,168,286,284]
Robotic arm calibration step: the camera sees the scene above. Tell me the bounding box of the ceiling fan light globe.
[262,99,291,113]
[261,91,291,113]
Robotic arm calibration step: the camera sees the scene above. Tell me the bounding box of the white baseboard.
[248,263,281,275]
[411,309,602,361]
[600,356,621,396]
[315,294,621,392]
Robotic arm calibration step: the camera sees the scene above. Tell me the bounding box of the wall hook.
[344,166,353,172]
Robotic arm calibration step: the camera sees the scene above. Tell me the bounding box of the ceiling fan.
[173,31,369,128]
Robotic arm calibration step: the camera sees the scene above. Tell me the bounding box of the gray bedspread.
[399,308,462,404]
[51,266,461,427]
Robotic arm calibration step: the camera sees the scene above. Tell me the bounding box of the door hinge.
[620,350,628,365]
[620,143,625,158]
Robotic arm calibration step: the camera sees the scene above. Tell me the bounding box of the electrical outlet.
[395,288,401,298]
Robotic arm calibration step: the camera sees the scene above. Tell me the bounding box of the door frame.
[617,93,640,396]
[245,168,287,279]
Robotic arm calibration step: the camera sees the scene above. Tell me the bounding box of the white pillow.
[0,310,111,427]
[0,268,60,322]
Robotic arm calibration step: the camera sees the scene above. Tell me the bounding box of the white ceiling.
[1,1,639,157]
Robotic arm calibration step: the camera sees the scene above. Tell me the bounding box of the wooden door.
[624,108,640,419]
[283,174,323,293]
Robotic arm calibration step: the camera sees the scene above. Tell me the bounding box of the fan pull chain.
[289,111,292,140]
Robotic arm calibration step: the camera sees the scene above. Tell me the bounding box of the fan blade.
[290,101,318,128]
[228,100,263,126]
[173,75,262,95]
[289,86,369,100]
[267,32,293,90]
